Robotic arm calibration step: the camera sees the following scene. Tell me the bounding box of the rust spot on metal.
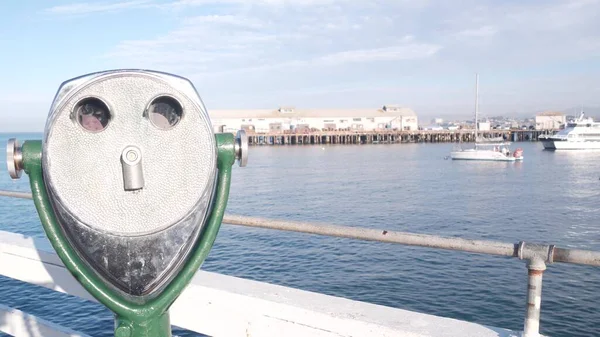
[528,303,536,308]
[382,230,388,235]
[529,270,544,276]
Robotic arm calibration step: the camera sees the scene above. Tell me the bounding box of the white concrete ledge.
[0,230,520,337]
[0,304,91,337]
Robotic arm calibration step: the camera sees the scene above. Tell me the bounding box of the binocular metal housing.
[6,69,247,337]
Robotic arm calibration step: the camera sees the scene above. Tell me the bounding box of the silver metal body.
[42,70,218,300]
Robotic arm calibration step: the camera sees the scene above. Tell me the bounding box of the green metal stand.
[21,134,236,337]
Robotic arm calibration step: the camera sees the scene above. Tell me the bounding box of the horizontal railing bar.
[0,190,32,199]
[553,247,600,266]
[223,215,518,257]
[2,190,600,267]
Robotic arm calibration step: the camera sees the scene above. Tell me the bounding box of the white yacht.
[539,111,600,150]
[450,74,524,162]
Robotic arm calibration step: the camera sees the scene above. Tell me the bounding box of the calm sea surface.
[1,132,599,337]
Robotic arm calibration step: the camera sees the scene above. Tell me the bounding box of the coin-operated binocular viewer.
[7,70,248,337]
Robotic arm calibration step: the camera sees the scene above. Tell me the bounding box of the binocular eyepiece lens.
[76,98,111,132]
[148,96,183,129]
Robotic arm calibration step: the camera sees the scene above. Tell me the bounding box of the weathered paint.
[523,260,545,337]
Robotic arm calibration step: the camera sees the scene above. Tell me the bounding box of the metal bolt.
[115,324,132,337]
[126,150,138,162]
[235,129,248,167]
[7,138,23,180]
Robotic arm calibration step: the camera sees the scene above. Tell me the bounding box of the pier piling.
[243,130,552,145]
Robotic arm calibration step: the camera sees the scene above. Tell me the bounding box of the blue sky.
[1,0,600,131]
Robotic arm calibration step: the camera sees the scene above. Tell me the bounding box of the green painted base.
[116,311,171,337]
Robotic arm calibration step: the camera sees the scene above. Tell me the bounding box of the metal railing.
[2,189,600,337]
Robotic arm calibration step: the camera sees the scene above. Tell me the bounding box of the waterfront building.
[478,121,491,131]
[535,111,566,130]
[210,105,418,134]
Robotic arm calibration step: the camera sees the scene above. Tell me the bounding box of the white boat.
[539,111,600,150]
[450,74,524,162]
[451,142,523,161]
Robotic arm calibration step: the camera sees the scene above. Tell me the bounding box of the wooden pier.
[245,130,553,146]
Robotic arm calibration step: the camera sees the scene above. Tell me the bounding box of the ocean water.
[1,133,599,337]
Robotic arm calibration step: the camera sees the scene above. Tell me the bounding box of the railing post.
[518,242,554,337]
[523,257,546,337]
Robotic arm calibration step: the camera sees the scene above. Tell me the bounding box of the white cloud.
[174,41,441,79]
[39,0,600,115]
[103,2,440,66]
[45,0,364,15]
[182,15,265,29]
[457,26,497,38]
[165,0,361,7]
[45,0,153,15]
[316,44,441,65]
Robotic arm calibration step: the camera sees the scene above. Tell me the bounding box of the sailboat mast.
[475,73,479,143]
